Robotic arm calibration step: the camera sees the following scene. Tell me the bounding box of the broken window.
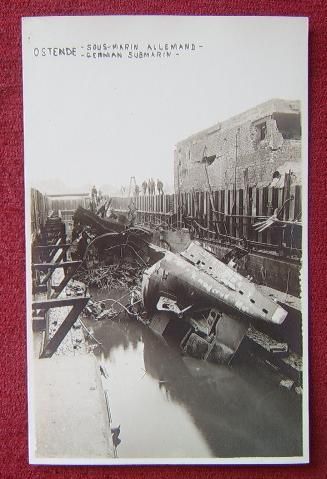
[272,113,301,140]
[256,121,267,141]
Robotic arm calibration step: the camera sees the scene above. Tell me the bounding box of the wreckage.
[72,206,153,259]
[73,205,152,239]
[142,241,287,324]
[74,207,288,364]
[141,241,287,363]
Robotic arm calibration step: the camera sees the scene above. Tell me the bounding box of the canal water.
[86,288,302,460]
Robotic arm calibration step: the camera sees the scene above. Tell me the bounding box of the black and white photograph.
[23,15,308,464]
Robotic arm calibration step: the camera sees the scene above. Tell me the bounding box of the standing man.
[157,179,164,194]
[150,178,155,195]
[91,185,98,212]
[77,231,89,260]
[128,201,137,226]
[142,180,148,195]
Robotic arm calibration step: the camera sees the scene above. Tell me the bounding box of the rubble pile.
[83,298,121,321]
[74,262,145,290]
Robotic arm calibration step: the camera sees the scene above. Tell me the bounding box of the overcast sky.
[22,16,308,194]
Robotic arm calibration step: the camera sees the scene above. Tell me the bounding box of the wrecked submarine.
[141,241,288,364]
[142,241,287,325]
[73,207,288,365]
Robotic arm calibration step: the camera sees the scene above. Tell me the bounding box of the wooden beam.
[51,261,82,299]
[32,296,90,358]
[33,261,81,271]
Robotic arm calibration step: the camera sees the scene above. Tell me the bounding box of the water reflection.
[87,308,302,458]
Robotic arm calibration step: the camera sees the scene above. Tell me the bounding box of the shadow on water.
[87,289,302,458]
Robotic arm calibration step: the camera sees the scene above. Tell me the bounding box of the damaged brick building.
[174,99,302,193]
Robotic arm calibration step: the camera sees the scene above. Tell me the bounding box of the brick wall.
[174,100,302,193]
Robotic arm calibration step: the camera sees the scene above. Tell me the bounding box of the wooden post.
[228,190,232,239]
[283,172,292,221]
[207,191,210,232]
[237,189,241,238]
[289,185,296,221]
[239,189,244,238]
[267,187,273,245]
[224,189,229,236]
[270,186,279,245]
[232,190,237,239]
[257,188,264,244]
[276,187,284,252]
[215,191,219,236]
[294,185,302,251]
[246,187,252,241]
[251,187,257,243]
[294,185,302,222]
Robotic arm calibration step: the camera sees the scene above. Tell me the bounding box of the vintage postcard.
[22,15,309,464]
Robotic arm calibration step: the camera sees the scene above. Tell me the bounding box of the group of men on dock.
[91,178,165,208]
[138,178,164,196]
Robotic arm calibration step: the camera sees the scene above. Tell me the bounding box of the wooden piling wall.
[111,181,302,257]
[31,188,49,238]
[47,195,90,212]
